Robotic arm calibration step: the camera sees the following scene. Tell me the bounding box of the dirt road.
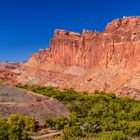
[29,131,61,140]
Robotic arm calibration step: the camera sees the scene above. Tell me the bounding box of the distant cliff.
[6,16,140,99]
[25,16,140,69]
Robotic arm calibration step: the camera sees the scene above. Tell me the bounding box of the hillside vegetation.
[17,85,140,140]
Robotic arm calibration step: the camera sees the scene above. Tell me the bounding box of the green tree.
[7,114,19,126]
[24,116,35,131]
[62,125,83,140]
[8,125,28,140]
[0,123,10,140]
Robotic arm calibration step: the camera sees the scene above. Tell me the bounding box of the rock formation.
[24,16,140,69]
[6,16,140,99]
[0,62,19,83]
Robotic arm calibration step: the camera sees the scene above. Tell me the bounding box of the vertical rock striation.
[17,16,140,98]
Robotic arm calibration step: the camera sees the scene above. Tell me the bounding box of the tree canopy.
[17,85,140,140]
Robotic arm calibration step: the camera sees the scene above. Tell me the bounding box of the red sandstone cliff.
[17,16,140,99]
[0,62,19,83]
[25,16,140,69]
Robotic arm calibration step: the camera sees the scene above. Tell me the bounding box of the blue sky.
[0,0,140,61]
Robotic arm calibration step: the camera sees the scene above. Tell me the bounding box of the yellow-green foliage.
[17,85,140,140]
[0,114,35,140]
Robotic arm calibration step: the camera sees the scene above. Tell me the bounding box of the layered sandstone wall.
[25,16,140,69]
[18,16,140,98]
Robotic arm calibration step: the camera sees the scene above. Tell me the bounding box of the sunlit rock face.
[10,16,140,99]
[25,17,140,69]
[0,62,19,84]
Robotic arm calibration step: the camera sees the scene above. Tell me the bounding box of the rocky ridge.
[4,16,140,99]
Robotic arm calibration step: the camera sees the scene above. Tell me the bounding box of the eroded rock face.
[14,16,140,98]
[25,16,140,69]
[25,49,50,66]
[0,62,19,83]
